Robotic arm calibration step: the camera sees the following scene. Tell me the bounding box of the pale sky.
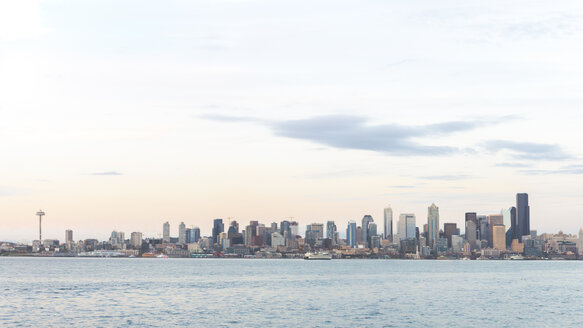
[1,0,583,242]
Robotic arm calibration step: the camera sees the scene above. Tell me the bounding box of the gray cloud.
[202,114,512,157]
[270,115,493,156]
[89,171,123,176]
[520,164,583,175]
[483,140,571,161]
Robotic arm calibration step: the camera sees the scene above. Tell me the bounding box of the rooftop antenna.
[36,210,45,243]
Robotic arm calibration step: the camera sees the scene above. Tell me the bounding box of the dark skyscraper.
[465,212,478,250]
[517,193,530,241]
[443,223,457,248]
[212,219,224,244]
[509,206,518,241]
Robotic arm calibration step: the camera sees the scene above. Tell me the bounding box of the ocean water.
[1,258,582,327]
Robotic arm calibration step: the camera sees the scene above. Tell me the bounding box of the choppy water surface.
[1,258,582,327]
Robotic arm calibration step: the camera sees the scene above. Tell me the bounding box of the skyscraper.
[487,215,503,248]
[492,225,506,251]
[346,221,357,248]
[397,214,416,243]
[517,193,530,241]
[465,213,478,250]
[361,215,374,245]
[130,232,143,248]
[326,221,337,244]
[384,206,393,242]
[427,203,439,249]
[163,221,170,243]
[443,223,457,248]
[213,218,224,244]
[178,222,186,244]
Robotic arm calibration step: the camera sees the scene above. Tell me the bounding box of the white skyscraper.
[163,221,170,243]
[427,203,439,249]
[384,206,393,242]
[178,222,186,244]
[396,213,416,243]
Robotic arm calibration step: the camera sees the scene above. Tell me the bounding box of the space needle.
[36,210,45,243]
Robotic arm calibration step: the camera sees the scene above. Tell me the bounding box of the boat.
[510,255,524,260]
[156,254,168,258]
[304,252,332,260]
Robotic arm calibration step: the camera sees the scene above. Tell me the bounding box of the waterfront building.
[511,238,524,253]
[130,232,143,248]
[178,222,186,244]
[451,235,464,253]
[212,219,224,244]
[384,205,393,242]
[346,221,357,248]
[517,193,530,241]
[427,203,439,249]
[163,221,170,243]
[443,223,457,248]
[492,225,506,251]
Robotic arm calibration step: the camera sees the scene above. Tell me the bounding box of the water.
[1,258,582,327]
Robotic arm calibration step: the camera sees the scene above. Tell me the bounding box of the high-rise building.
[478,215,488,243]
[346,221,357,248]
[517,193,530,241]
[65,229,73,250]
[384,206,393,242]
[465,213,478,250]
[368,222,377,245]
[427,203,439,249]
[397,214,416,243]
[130,232,143,248]
[212,219,224,244]
[280,220,290,236]
[361,215,374,245]
[163,221,170,243]
[443,223,457,248]
[178,222,186,244]
[245,221,258,245]
[487,215,503,248]
[492,225,506,251]
[192,227,201,243]
[290,221,299,237]
[326,221,337,244]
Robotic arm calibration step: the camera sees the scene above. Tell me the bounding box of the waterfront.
[1,258,582,327]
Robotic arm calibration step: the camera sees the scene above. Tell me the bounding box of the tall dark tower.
[516,193,530,241]
[212,218,224,244]
[509,206,517,240]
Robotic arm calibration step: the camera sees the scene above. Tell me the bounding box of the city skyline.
[3,1,583,240]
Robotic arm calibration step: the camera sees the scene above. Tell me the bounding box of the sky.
[1,0,583,242]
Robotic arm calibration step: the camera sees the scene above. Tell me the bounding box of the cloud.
[520,164,583,175]
[494,162,532,168]
[270,115,493,156]
[89,171,123,176]
[419,175,472,181]
[390,185,416,189]
[483,140,571,161]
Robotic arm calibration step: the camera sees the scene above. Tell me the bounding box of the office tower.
[212,219,224,244]
[326,221,337,244]
[368,222,377,246]
[492,225,506,251]
[290,221,299,237]
[356,226,363,243]
[346,221,357,248]
[478,215,488,244]
[271,222,278,231]
[517,193,530,241]
[443,223,457,248]
[271,232,285,247]
[280,220,290,236]
[427,203,439,249]
[130,232,143,248]
[397,214,416,243]
[465,213,478,250]
[487,215,503,247]
[384,206,393,242]
[65,229,73,250]
[361,215,374,245]
[245,221,258,245]
[163,221,170,243]
[305,223,323,246]
[178,222,186,244]
[228,221,239,236]
[192,227,201,243]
